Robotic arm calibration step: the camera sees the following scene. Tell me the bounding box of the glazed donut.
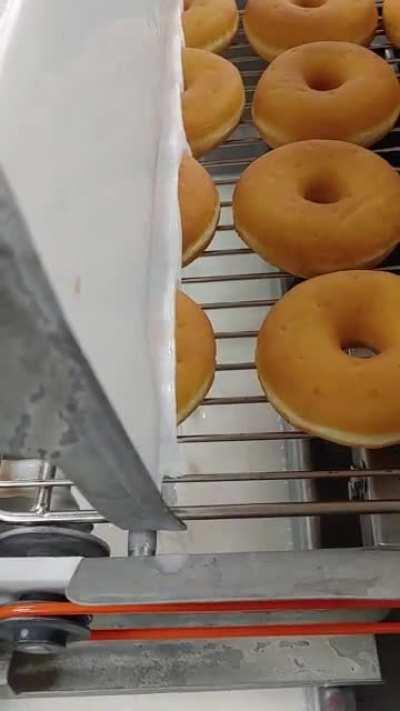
[384,0,400,48]
[182,48,245,157]
[252,42,400,148]
[256,270,400,448]
[179,155,220,266]
[243,0,378,62]
[183,0,239,53]
[176,290,216,424]
[233,140,400,278]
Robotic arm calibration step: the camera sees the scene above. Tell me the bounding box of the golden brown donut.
[384,0,400,48]
[243,0,378,62]
[182,48,245,157]
[256,270,400,448]
[176,290,216,424]
[233,140,400,278]
[183,0,239,53]
[252,42,400,148]
[179,155,220,266]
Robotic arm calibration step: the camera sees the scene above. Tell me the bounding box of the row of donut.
[180,136,400,278]
[177,4,400,449]
[177,268,400,450]
[183,0,400,59]
[182,39,400,160]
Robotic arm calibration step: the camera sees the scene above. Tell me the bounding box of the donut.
[233,140,400,278]
[256,270,400,448]
[384,0,400,48]
[179,155,220,266]
[244,0,378,62]
[176,290,216,424]
[183,0,239,53]
[182,48,245,157]
[252,42,400,148]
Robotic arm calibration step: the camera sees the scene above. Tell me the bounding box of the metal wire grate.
[1,1,400,527]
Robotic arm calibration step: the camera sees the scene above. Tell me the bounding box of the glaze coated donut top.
[182,48,245,157]
[176,290,216,424]
[384,0,400,48]
[183,0,239,53]
[244,0,378,62]
[234,140,400,277]
[252,42,400,148]
[179,155,220,266]
[256,271,400,448]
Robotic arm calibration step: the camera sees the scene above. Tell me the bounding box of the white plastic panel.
[0,0,185,487]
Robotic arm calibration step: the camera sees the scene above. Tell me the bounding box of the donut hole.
[342,342,379,359]
[305,69,344,92]
[303,177,343,205]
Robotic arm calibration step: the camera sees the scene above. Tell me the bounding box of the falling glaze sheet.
[0,0,185,490]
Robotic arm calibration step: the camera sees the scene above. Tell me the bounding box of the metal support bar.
[33,462,56,515]
[128,530,157,558]
[68,548,400,605]
[4,636,380,696]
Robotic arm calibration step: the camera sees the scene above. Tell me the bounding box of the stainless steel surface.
[353,447,400,549]
[0,166,180,532]
[32,462,55,516]
[128,530,157,558]
[173,500,400,519]
[68,549,400,604]
[1,636,379,697]
[165,469,400,482]
[0,4,399,529]
[318,688,357,711]
[0,0,397,700]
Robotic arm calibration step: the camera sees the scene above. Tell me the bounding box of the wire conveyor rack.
[0,0,399,526]
[2,1,400,702]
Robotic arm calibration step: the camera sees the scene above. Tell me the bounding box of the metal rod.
[174,500,400,520]
[215,330,258,339]
[0,467,397,491]
[34,462,56,515]
[163,469,400,483]
[202,395,267,406]
[182,271,289,284]
[178,431,308,443]
[223,136,263,148]
[2,489,400,526]
[200,247,252,257]
[241,69,264,79]
[202,298,278,310]
[214,177,237,186]
[0,466,396,497]
[0,508,106,525]
[203,156,260,170]
[0,479,73,488]
[232,55,268,66]
[375,146,400,154]
[215,361,256,371]
[216,223,235,231]
[128,530,157,557]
